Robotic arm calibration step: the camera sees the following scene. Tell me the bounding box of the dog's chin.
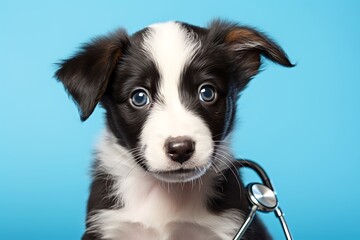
[150,163,211,183]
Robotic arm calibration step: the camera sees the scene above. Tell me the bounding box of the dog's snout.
[165,137,195,164]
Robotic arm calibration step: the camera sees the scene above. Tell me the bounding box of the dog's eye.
[130,89,150,108]
[199,84,216,103]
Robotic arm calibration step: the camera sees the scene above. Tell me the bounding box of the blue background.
[1,1,360,239]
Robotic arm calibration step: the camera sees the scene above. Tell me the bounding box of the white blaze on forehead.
[140,22,213,171]
[142,21,200,108]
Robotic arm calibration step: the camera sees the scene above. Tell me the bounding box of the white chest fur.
[87,131,244,240]
[89,171,243,240]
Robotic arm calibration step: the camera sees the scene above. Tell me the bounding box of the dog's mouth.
[150,163,211,183]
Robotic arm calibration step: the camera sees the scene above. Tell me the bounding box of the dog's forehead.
[142,21,200,65]
[140,22,201,96]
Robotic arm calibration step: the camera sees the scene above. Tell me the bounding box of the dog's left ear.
[211,21,294,87]
[55,30,129,121]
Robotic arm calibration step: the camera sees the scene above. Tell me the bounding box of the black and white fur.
[55,20,293,240]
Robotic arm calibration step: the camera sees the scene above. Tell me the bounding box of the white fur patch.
[89,129,244,240]
[140,22,213,172]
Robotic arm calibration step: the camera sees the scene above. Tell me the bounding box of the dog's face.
[56,20,292,183]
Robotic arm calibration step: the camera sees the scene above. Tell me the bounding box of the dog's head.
[55,20,293,183]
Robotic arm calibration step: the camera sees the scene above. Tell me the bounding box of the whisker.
[214,148,234,159]
[212,139,232,145]
[198,170,204,192]
[212,154,242,201]
[211,131,231,139]
[213,143,232,149]
[211,163,227,182]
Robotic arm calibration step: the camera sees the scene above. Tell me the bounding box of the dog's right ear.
[55,30,129,121]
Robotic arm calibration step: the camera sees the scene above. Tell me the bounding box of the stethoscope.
[230,159,293,240]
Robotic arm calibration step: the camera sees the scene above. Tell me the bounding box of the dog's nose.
[165,137,195,164]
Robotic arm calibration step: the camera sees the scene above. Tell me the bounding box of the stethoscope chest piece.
[248,183,277,212]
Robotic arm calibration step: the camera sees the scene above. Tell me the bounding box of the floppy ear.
[55,29,129,121]
[211,21,294,86]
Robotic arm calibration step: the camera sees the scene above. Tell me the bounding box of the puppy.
[55,19,293,240]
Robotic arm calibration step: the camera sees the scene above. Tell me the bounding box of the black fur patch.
[179,22,238,141]
[101,28,160,170]
[82,161,118,240]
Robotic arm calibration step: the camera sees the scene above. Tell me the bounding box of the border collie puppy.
[55,19,293,240]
